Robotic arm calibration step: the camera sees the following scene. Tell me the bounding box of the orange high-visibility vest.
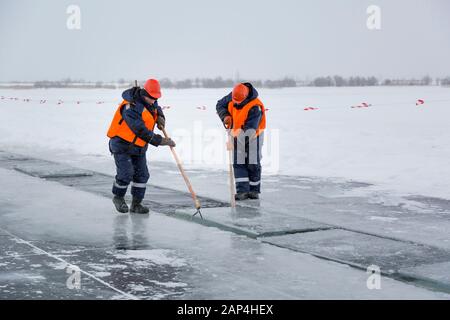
[107,100,157,147]
[227,98,266,137]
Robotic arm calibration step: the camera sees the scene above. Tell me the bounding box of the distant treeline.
[310,75,450,87]
[31,77,298,89]
[4,76,450,89]
[158,77,297,89]
[33,79,117,89]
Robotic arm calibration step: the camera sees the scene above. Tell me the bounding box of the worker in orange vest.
[107,79,175,214]
[216,83,266,200]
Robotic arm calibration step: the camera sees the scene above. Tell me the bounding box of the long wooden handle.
[162,128,201,209]
[228,134,236,208]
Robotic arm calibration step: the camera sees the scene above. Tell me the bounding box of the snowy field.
[1,86,450,299]
[1,86,450,199]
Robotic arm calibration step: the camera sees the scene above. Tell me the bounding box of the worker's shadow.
[113,213,150,250]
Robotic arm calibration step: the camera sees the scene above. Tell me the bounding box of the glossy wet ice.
[0,150,449,299]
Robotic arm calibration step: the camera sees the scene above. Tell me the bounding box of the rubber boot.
[113,196,129,213]
[235,193,249,201]
[130,198,150,214]
[248,191,260,200]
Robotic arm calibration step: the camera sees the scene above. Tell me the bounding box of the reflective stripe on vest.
[107,100,157,147]
[227,98,266,137]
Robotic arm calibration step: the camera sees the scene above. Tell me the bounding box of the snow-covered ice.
[1,87,450,299]
[1,86,450,199]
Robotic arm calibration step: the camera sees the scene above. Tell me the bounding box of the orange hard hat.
[144,79,162,99]
[232,83,249,104]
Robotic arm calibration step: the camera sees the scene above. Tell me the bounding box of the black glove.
[148,134,163,147]
[157,116,166,130]
[159,137,176,147]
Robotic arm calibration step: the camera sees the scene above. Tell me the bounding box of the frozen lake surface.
[1,86,450,198]
[1,87,450,299]
[0,150,449,299]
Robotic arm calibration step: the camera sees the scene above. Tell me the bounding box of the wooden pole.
[228,133,236,208]
[161,128,202,211]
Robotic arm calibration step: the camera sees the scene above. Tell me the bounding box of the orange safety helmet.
[144,79,162,99]
[232,83,249,104]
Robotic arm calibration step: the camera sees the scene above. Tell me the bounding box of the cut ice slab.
[398,262,450,293]
[174,207,333,238]
[262,229,450,273]
[0,153,34,161]
[14,161,93,178]
[44,173,112,187]
[44,174,115,198]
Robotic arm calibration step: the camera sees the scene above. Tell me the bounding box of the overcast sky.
[0,0,449,81]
